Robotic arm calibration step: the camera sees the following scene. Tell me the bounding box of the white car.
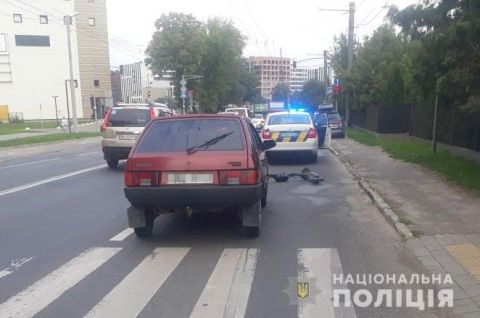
[224,107,249,118]
[261,111,319,163]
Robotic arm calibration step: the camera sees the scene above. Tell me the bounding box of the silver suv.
[101,104,172,168]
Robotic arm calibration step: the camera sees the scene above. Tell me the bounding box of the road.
[0,140,453,318]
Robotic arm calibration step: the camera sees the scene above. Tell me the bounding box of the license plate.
[119,134,138,140]
[167,173,213,184]
[281,132,298,138]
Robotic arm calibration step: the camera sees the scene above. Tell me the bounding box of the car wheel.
[106,159,118,169]
[242,200,261,237]
[310,153,318,164]
[133,210,155,238]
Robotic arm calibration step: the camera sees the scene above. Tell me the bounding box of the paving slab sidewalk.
[332,138,480,317]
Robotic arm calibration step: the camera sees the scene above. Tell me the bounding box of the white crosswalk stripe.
[190,248,258,318]
[297,248,357,318]
[109,228,134,241]
[85,247,190,318]
[0,247,121,318]
[0,246,355,318]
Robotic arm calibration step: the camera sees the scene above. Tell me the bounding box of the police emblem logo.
[297,282,309,299]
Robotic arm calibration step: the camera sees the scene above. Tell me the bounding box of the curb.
[329,145,414,240]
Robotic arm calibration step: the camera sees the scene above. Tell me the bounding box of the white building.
[0,0,111,121]
[290,68,308,93]
[120,61,173,103]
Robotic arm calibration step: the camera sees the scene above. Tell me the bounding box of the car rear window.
[267,114,311,125]
[327,113,341,121]
[136,118,245,153]
[109,108,150,127]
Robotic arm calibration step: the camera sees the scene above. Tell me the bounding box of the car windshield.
[108,108,150,127]
[267,114,310,125]
[136,118,244,153]
[254,114,263,119]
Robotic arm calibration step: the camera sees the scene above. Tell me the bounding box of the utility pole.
[64,15,78,132]
[432,79,439,154]
[346,1,355,127]
[92,64,98,122]
[323,50,328,102]
[52,96,59,127]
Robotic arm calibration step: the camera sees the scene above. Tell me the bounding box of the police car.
[261,110,320,163]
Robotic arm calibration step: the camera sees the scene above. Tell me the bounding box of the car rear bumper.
[124,184,262,209]
[102,146,131,160]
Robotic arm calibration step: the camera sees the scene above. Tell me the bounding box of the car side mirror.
[262,140,276,151]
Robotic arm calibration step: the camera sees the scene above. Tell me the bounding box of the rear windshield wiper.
[186,130,233,155]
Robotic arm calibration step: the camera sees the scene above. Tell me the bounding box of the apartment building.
[247,56,292,100]
[0,0,111,120]
[120,61,173,103]
[290,68,309,93]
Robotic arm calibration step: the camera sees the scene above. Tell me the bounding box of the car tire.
[310,154,318,164]
[133,210,155,238]
[106,159,118,169]
[242,200,261,238]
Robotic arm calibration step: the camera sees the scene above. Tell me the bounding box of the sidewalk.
[332,138,480,317]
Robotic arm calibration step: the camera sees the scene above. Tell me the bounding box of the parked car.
[251,114,265,131]
[101,104,172,168]
[261,111,318,163]
[124,114,276,238]
[327,112,345,138]
[224,107,250,118]
[313,112,332,148]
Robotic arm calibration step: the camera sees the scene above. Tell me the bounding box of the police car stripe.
[271,132,280,141]
[190,248,258,318]
[297,131,307,142]
[85,247,190,318]
[297,248,357,318]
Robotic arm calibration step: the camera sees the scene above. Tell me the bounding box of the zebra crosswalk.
[0,245,357,318]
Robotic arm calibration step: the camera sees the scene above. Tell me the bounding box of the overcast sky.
[106,0,418,68]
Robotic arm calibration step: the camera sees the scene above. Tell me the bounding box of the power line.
[243,0,274,56]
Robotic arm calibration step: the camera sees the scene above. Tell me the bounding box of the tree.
[272,83,290,103]
[300,80,323,112]
[195,18,248,112]
[145,13,206,105]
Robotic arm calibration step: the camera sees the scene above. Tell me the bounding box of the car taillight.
[100,108,112,132]
[149,107,156,120]
[307,128,317,139]
[262,129,271,140]
[219,170,259,185]
[124,171,159,187]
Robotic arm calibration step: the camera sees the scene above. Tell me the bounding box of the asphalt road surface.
[0,141,454,318]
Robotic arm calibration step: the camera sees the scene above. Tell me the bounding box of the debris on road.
[268,168,324,185]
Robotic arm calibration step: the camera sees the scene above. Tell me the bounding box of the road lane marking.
[297,248,357,318]
[190,248,258,318]
[85,247,190,318]
[75,151,99,157]
[109,228,134,241]
[0,158,60,170]
[0,247,121,317]
[0,164,106,197]
[0,257,35,280]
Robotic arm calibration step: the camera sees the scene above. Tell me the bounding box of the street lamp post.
[52,95,59,127]
[64,15,79,132]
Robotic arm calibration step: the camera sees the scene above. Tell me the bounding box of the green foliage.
[0,133,100,147]
[271,83,290,102]
[347,128,480,193]
[145,14,260,112]
[300,80,324,113]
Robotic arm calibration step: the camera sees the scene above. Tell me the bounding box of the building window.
[40,15,48,24]
[94,80,100,87]
[15,35,50,47]
[13,14,22,23]
[88,17,96,26]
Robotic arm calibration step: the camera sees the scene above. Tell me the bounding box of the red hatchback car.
[124,114,276,238]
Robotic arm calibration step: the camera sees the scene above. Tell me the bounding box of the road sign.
[180,79,187,86]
